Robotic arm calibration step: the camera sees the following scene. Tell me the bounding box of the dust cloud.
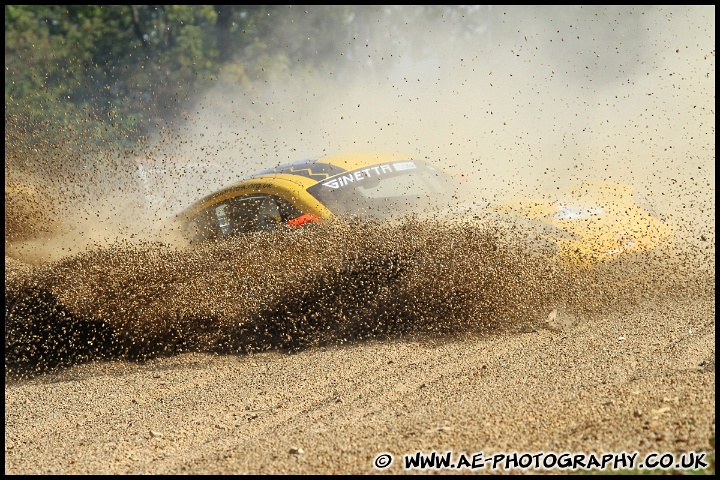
[169,6,713,205]
[5,6,715,377]
[5,218,711,377]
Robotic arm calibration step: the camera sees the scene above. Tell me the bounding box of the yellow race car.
[173,152,672,266]
[174,152,458,241]
[485,181,673,266]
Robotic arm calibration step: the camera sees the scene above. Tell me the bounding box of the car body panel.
[486,181,673,265]
[177,174,333,221]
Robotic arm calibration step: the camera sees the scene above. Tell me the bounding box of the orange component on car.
[287,213,321,228]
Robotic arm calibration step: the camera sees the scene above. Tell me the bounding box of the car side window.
[187,194,303,242]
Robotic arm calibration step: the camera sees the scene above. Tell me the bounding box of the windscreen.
[306,160,459,220]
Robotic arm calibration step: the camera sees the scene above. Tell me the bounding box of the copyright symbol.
[374,453,393,469]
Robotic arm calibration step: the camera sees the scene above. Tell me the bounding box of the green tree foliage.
[5,5,220,145]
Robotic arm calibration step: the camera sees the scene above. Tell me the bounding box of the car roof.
[253,151,415,180]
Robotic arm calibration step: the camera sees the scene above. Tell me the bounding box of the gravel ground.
[5,290,714,474]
